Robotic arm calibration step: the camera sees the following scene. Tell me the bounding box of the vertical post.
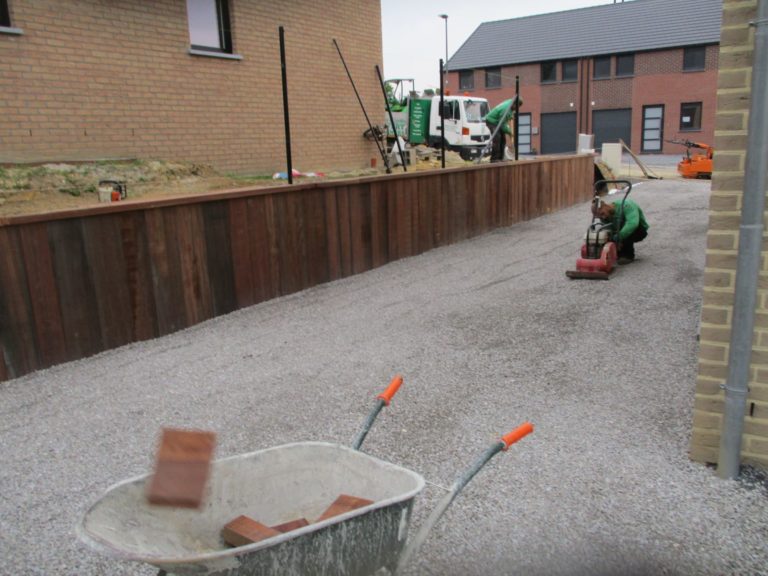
[440,58,446,169]
[279,26,293,185]
[375,65,406,171]
[514,75,520,160]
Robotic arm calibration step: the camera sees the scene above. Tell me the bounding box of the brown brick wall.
[691,0,767,468]
[0,0,382,173]
[447,44,718,154]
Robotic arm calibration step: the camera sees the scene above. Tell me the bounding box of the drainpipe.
[718,0,768,480]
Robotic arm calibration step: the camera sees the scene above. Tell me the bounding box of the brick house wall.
[0,0,382,174]
[446,46,718,154]
[691,0,768,468]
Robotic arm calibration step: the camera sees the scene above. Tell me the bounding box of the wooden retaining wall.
[0,156,593,382]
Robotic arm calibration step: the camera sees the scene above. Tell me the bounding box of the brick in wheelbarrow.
[317,494,374,521]
[145,428,216,508]
[271,518,310,532]
[222,515,281,547]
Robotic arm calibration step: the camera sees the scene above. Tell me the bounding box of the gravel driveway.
[2,178,767,576]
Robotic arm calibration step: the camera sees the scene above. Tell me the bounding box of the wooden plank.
[0,226,38,377]
[48,219,102,360]
[302,190,330,288]
[264,196,282,299]
[229,198,256,309]
[324,188,342,280]
[274,192,306,296]
[18,223,67,367]
[369,181,389,269]
[336,186,353,277]
[173,205,213,326]
[119,212,158,341]
[203,201,237,316]
[144,209,186,335]
[349,184,372,274]
[417,175,435,253]
[80,215,134,351]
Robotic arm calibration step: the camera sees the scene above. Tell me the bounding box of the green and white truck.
[385,79,491,161]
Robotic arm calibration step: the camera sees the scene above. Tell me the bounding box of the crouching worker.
[593,196,649,263]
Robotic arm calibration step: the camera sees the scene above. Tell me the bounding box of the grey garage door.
[541,112,577,154]
[593,109,632,150]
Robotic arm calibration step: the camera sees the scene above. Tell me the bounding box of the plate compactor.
[566,179,632,280]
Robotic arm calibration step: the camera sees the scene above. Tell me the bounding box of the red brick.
[222,516,280,547]
[317,494,374,521]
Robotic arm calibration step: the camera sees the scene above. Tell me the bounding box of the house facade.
[0,0,382,173]
[445,0,722,156]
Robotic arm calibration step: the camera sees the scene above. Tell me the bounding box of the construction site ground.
[0,151,682,219]
[2,177,767,575]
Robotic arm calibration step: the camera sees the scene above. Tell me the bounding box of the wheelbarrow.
[77,376,533,575]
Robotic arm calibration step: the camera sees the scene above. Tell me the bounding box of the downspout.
[718,0,768,480]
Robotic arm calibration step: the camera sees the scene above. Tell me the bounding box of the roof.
[446,0,723,71]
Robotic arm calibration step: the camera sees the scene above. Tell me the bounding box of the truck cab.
[428,96,491,160]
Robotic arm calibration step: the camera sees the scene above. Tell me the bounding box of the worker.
[485,97,520,163]
[593,196,649,263]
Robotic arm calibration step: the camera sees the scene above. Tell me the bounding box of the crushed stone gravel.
[1,178,767,576]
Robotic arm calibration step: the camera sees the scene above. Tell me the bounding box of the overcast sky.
[381,0,621,91]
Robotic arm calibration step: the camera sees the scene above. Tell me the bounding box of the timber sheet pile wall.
[0,156,593,382]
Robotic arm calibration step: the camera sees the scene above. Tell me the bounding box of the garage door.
[592,109,632,150]
[541,112,577,154]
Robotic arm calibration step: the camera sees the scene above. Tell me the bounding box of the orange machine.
[668,139,713,179]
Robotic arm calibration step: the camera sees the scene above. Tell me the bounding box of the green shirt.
[612,199,649,241]
[485,99,516,135]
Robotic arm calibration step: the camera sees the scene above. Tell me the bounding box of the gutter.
[718,0,768,479]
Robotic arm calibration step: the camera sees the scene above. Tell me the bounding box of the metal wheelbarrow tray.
[78,376,533,576]
[78,441,424,576]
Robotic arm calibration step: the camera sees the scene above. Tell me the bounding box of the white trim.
[188,48,242,60]
[0,26,23,35]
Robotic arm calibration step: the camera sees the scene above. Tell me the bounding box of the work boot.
[617,256,635,265]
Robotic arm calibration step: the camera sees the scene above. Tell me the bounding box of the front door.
[641,105,664,152]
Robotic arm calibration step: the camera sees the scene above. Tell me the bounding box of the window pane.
[644,140,661,151]
[644,107,662,119]
[0,0,10,27]
[187,0,222,49]
[616,54,634,77]
[459,70,474,90]
[485,67,501,89]
[518,115,531,127]
[593,56,611,79]
[680,102,702,130]
[562,60,578,82]
[645,118,661,129]
[541,62,557,83]
[683,46,706,71]
[644,129,660,140]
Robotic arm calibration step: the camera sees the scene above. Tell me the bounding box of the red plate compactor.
[566,179,632,280]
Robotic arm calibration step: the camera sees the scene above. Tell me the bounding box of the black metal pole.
[375,64,406,172]
[333,39,391,174]
[279,26,293,184]
[514,75,520,161]
[440,58,445,169]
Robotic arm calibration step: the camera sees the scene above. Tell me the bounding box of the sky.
[381,0,621,92]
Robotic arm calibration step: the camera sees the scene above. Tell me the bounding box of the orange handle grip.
[377,375,403,406]
[501,422,534,451]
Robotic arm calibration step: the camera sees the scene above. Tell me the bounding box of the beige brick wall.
[0,0,382,173]
[691,0,768,467]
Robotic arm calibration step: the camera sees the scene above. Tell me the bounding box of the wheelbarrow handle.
[501,422,534,450]
[351,375,404,451]
[395,422,534,574]
[377,375,403,406]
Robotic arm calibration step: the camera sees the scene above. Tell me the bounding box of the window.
[680,102,702,131]
[517,113,532,154]
[459,70,474,91]
[440,100,460,121]
[683,46,706,71]
[186,0,232,53]
[485,67,501,89]
[541,62,557,84]
[562,60,578,82]
[593,56,611,79]
[616,54,634,77]
[1,0,11,27]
